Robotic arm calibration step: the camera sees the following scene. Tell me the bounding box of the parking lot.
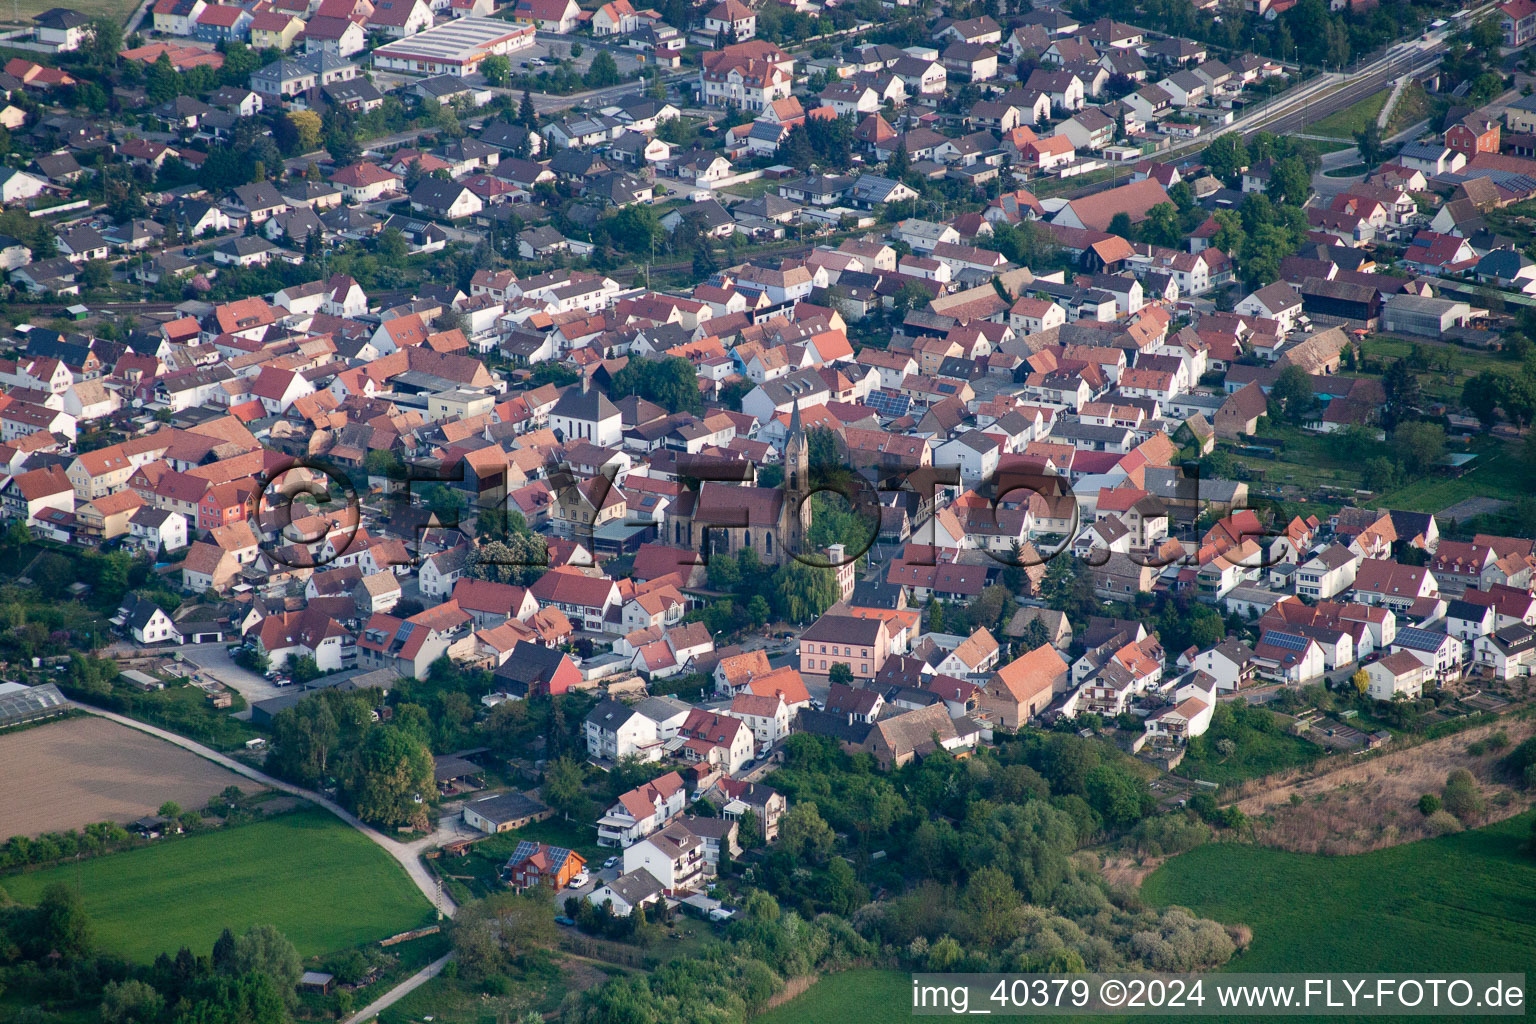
[175,644,287,713]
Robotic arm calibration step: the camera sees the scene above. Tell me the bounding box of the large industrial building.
[371,18,535,77]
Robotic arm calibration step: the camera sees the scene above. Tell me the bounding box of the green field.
[1,0,138,28]
[1143,812,1536,976]
[757,969,911,1024]
[0,808,435,962]
[1379,440,1526,514]
[1173,732,1322,788]
[757,815,1536,1024]
[1309,90,1389,139]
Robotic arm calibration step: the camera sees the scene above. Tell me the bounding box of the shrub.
[1417,793,1441,816]
[1501,736,1536,786]
[1442,768,1485,824]
[1424,809,1462,835]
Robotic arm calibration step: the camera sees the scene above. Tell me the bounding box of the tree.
[586,51,619,87]
[1266,156,1311,209]
[345,727,433,829]
[364,448,406,481]
[375,227,408,262]
[32,883,92,960]
[778,803,835,864]
[1418,793,1441,816]
[286,110,323,154]
[828,662,854,685]
[1351,668,1370,695]
[1382,357,1422,423]
[1390,420,1446,475]
[519,89,537,127]
[285,653,321,684]
[1463,370,1504,426]
[770,560,840,623]
[542,756,589,820]
[1203,133,1248,185]
[1107,211,1133,239]
[481,54,511,86]
[1442,768,1485,824]
[1269,365,1316,424]
[1362,456,1398,492]
[1353,122,1383,168]
[227,925,303,1005]
[1139,202,1181,248]
[100,980,163,1024]
[609,356,704,414]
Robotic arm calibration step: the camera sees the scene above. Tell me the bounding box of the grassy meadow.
[0,807,434,961]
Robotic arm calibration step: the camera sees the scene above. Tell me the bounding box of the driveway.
[177,644,285,712]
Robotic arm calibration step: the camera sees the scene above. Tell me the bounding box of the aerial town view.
[0,0,1535,1017]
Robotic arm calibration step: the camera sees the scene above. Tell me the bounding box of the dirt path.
[1234,716,1536,854]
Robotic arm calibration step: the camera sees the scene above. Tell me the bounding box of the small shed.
[299,971,334,994]
[65,304,88,321]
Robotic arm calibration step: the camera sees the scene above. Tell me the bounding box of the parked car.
[603,856,618,869]
[568,872,589,888]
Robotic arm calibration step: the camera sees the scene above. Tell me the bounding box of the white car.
[568,872,589,888]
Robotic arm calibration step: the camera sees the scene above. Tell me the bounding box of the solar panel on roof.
[865,389,912,419]
[1396,626,1447,650]
[1262,631,1310,652]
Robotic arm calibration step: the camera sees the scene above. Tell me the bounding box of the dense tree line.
[0,885,304,1024]
[610,357,705,415]
[264,688,433,830]
[749,734,1238,974]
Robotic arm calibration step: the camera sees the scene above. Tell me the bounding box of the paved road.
[344,952,455,1024]
[177,644,286,711]
[76,705,456,920]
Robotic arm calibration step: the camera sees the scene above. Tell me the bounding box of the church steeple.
[784,402,807,495]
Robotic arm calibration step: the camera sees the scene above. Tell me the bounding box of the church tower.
[780,403,811,561]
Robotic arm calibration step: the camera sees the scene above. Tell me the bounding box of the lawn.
[0,807,435,962]
[756,969,911,1024]
[1309,90,1389,139]
[1385,80,1443,139]
[1172,728,1323,789]
[1143,811,1536,977]
[719,176,778,199]
[1223,425,1369,503]
[377,950,572,1024]
[1378,440,1529,514]
[5,0,137,26]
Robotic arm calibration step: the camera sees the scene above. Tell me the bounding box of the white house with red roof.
[597,770,686,847]
[671,708,754,774]
[722,692,790,754]
[529,566,621,631]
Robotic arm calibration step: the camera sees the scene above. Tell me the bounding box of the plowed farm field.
[0,715,256,837]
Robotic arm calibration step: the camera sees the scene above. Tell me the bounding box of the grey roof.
[597,867,666,906]
[586,697,640,730]
[467,790,550,826]
[551,384,618,423]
